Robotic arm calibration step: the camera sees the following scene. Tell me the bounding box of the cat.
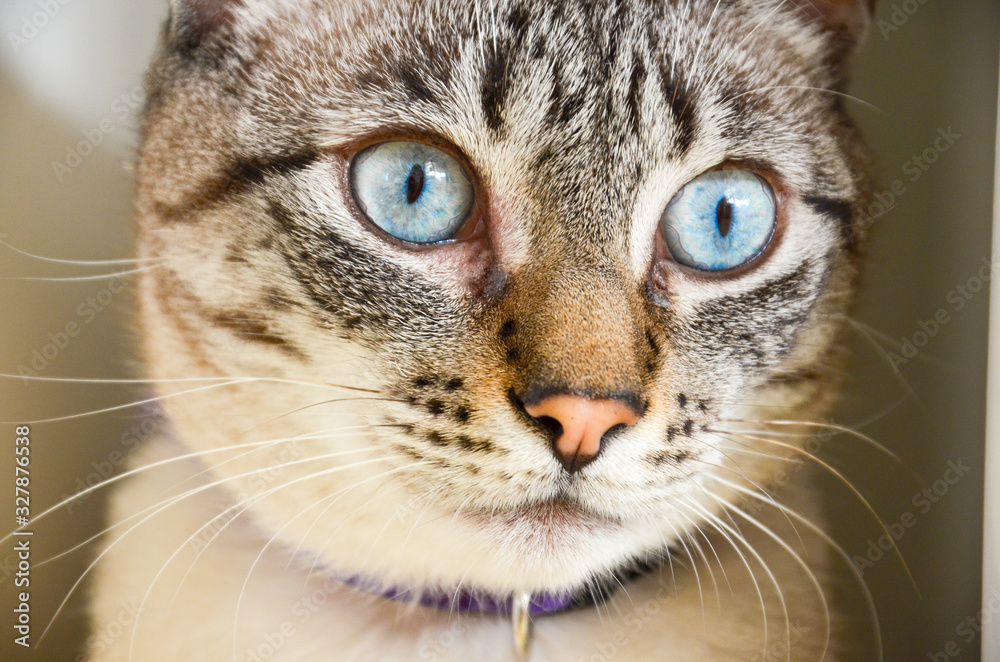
[85,0,880,660]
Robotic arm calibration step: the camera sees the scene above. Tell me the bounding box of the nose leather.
[525,394,640,473]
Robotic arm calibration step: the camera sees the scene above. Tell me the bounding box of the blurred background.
[0,1,996,660]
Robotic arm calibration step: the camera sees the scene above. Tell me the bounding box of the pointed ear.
[167,0,244,51]
[791,0,876,77]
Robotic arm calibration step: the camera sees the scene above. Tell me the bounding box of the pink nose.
[525,394,640,473]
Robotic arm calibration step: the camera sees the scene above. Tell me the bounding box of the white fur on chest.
[88,437,842,661]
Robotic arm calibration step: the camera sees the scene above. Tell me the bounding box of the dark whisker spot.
[394,444,427,461]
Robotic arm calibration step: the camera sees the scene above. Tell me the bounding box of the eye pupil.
[406,164,425,205]
[716,198,733,238]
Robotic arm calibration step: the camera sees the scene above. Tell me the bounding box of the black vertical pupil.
[716,198,733,237]
[406,164,426,205]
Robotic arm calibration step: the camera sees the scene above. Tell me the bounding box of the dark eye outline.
[341,137,485,249]
[651,164,787,285]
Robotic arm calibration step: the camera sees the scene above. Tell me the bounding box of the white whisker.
[682,496,790,662]
[10,265,160,281]
[677,497,771,657]
[38,450,396,645]
[0,238,162,266]
[719,417,921,482]
[711,474,884,662]
[35,449,385,571]
[724,84,887,115]
[709,427,920,596]
[2,436,368,545]
[711,488,830,661]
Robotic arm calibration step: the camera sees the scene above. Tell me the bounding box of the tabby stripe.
[625,53,646,134]
[804,195,858,250]
[157,147,319,223]
[804,195,854,227]
[267,199,455,342]
[480,6,531,136]
[208,313,307,360]
[395,62,437,103]
[481,43,513,135]
[657,60,696,154]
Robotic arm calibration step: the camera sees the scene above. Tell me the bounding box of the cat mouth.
[466,496,624,532]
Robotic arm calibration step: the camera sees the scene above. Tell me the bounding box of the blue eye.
[349,141,475,244]
[661,170,777,271]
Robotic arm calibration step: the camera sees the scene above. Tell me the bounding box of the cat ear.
[790,0,876,75]
[167,0,243,50]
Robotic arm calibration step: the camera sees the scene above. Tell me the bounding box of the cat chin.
[281,489,686,597]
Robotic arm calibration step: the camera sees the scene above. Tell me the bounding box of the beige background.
[0,1,997,660]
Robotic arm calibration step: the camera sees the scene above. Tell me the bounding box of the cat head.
[137,0,874,596]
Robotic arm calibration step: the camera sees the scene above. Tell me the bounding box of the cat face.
[137,0,872,595]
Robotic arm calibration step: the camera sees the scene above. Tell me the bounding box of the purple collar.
[331,557,660,618]
[342,575,583,616]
